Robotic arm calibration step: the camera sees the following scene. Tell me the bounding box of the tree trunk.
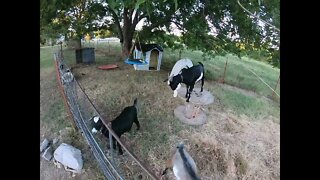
[110,7,141,59]
[121,8,136,58]
[67,38,82,49]
[75,38,82,49]
[122,33,134,58]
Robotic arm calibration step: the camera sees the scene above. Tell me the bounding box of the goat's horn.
[162,168,169,175]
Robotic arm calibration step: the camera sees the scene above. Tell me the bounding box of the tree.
[103,0,181,57]
[40,0,106,49]
[41,0,279,67]
[104,0,279,67]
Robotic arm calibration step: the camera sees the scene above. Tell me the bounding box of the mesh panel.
[53,51,157,180]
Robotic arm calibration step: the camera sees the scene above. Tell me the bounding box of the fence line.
[244,66,280,98]
[217,56,280,98]
[54,51,158,180]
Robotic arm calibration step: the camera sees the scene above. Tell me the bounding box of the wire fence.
[54,50,158,180]
[60,40,280,103]
[216,57,280,100]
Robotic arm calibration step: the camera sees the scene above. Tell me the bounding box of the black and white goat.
[165,62,205,102]
[91,98,140,155]
[162,143,200,180]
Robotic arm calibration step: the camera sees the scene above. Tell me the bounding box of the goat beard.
[173,83,181,97]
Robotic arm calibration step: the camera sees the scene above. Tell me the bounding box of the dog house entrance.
[149,50,159,70]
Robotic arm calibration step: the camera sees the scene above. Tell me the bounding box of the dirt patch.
[174,105,207,125]
[176,87,214,105]
[219,83,260,98]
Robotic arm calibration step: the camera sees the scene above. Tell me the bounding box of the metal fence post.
[109,131,115,166]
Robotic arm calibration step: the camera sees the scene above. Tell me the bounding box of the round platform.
[174,105,207,125]
[177,87,214,105]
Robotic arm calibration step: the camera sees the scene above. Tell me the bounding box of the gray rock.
[53,143,83,173]
[53,138,59,145]
[42,146,53,161]
[40,138,50,154]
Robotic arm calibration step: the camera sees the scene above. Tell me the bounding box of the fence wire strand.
[54,51,158,180]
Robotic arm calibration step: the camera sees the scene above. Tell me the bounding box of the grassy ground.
[41,41,280,179]
[61,41,280,121]
[40,46,104,180]
[164,48,280,99]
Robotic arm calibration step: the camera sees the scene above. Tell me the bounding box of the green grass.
[40,46,55,68]
[93,42,278,98]
[59,41,279,122]
[40,46,70,132]
[158,47,280,98]
[213,85,280,122]
[41,101,70,131]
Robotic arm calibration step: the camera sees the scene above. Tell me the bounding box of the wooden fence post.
[221,59,228,83]
[108,41,110,54]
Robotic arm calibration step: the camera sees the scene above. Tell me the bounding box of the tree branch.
[169,20,186,33]
[132,9,142,29]
[237,0,280,32]
[129,8,134,22]
[143,13,174,32]
[123,7,129,25]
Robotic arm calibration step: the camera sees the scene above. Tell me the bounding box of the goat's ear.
[163,78,168,82]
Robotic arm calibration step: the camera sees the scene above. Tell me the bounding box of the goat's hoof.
[53,160,61,169]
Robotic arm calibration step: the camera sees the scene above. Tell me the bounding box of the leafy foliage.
[40,0,279,67]
[40,0,106,40]
[132,0,279,66]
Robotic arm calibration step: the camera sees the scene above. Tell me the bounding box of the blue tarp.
[124,58,147,65]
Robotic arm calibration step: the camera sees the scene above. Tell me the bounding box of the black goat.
[165,62,204,102]
[91,98,140,155]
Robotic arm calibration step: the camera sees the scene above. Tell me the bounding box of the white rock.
[42,146,53,161]
[53,143,83,173]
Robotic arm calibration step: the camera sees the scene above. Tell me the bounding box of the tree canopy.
[40,0,279,67]
[40,0,106,48]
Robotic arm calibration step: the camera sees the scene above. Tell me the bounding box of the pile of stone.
[40,138,83,175]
